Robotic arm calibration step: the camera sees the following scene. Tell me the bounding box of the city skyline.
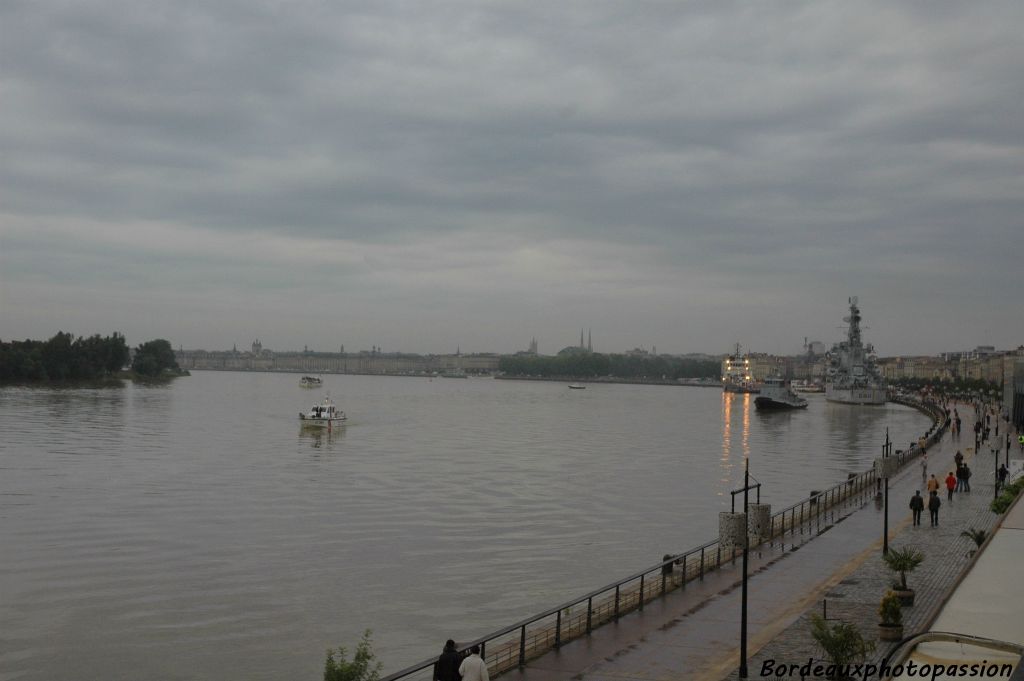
[2,2,1023,356]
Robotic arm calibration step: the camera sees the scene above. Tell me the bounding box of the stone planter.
[894,588,915,607]
[878,623,904,641]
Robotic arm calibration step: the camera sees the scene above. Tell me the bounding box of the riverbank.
[495,374,723,388]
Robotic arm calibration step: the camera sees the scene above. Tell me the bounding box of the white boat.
[721,343,760,394]
[755,376,808,410]
[791,379,825,393]
[300,375,322,388]
[825,297,887,405]
[568,383,586,390]
[299,396,347,428]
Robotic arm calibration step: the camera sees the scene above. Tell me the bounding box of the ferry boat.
[825,297,887,405]
[755,376,808,410]
[721,343,760,394]
[300,375,322,388]
[299,395,347,428]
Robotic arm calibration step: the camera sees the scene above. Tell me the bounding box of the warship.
[825,297,887,405]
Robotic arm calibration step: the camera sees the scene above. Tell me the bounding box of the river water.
[0,372,930,680]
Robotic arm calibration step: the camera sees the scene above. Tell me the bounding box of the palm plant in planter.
[882,546,924,606]
[878,590,903,641]
[809,615,874,679]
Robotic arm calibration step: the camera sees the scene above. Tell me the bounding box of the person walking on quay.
[998,464,1009,491]
[929,491,942,527]
[927,474,940,495]
[954,450,964,468]
[433,639,462,681]
[458,645,490,681]
[955,465,965,492]
[910,491,924,526]
[962,464,972,492]
[945,471,957,501]
[920,453,928,482]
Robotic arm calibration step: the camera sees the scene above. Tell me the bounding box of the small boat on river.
[568,383,586,390]
[755,376,808,411]
[299,395,347,428]
[300,375,322,388]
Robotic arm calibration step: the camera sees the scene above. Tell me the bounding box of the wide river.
[0,371,930,680]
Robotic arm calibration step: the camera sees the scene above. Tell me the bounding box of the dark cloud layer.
[2,1,1022,354]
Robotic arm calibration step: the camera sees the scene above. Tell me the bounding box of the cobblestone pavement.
[721,406,1015,680]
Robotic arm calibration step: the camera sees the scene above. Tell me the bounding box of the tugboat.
[722,343,760,394]
[825,297,887,405]
[755,376,808,410]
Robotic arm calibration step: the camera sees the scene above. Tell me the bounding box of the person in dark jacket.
[928,491,941,527]
[909,491,924,526]
[433,639,462,681]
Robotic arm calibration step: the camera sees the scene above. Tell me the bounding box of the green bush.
[324,630,382,681]
[991,478,1024,514]
[882,547,924,591]
[878,591,902,626]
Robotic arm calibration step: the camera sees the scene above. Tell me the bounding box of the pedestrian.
[433,640,462,681]
[920,453,928,482]
[955,465,965,492]
[458,645,490,681]
[909,491,924,526]
[954,450,964,468]
[929,491,941,527]
[998,464,1009,488]
[962,464,971,492]
[945,471,956,501]
[926,474,940,495]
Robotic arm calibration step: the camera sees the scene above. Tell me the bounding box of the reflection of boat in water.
[722,343,760,394]
[825,297,886,405]
[755,376,808,410]
[300,375,322,388]
[568,383,586,390]
[299,425,345,448]
[298,395,347,429]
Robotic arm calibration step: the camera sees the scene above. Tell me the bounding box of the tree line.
[0,332,180,382]
[499,353,720,380]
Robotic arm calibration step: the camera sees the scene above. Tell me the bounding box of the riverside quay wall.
[175,349,501,375]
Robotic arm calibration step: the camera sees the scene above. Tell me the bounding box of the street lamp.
[882,428,892,555]
[729,459,761,679]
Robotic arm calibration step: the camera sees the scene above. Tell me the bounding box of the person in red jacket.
[945,471,957,501]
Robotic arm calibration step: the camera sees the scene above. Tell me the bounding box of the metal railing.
[380,397,944,681]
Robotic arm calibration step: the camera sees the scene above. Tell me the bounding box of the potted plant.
[878,590,903,641]
[809,615,874,680]
[882,546,924,606]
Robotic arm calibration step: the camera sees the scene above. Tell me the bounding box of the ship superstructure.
[825,297,886,405]
[722,343,759,394]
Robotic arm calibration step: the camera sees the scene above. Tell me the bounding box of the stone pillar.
[719,512,747,552]
[875,456,899,479]
[747,503,772,546]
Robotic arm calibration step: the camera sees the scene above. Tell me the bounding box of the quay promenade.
[502,406,1020,680]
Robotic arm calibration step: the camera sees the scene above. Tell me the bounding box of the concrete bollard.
[719,512,746,552]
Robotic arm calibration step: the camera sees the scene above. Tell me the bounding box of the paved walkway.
[505,404,1015,681]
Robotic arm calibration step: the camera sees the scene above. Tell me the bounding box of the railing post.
[614,585,620,620]
[519,625,526,666]
[661,566,667,594]
[681,555,687,589]
[586,597,592,634]
[555,610,562,648]
[639,575,645,611]
[700,548,705,580]
[481,642,486,659]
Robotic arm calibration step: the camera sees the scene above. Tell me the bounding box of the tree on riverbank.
[132,339,180,377]
[0,332,129,382]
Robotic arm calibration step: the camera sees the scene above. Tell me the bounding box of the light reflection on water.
[0,373,930,680]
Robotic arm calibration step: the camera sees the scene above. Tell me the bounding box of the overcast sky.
[2,1,1022,356]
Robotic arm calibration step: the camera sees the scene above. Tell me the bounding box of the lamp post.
[882,428,892,556]
[729,459,761,679]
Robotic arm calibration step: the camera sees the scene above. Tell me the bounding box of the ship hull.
[825,386,886,405]
[755,396,808,410]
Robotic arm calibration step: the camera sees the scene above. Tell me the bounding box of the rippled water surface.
[0,372,930,680]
